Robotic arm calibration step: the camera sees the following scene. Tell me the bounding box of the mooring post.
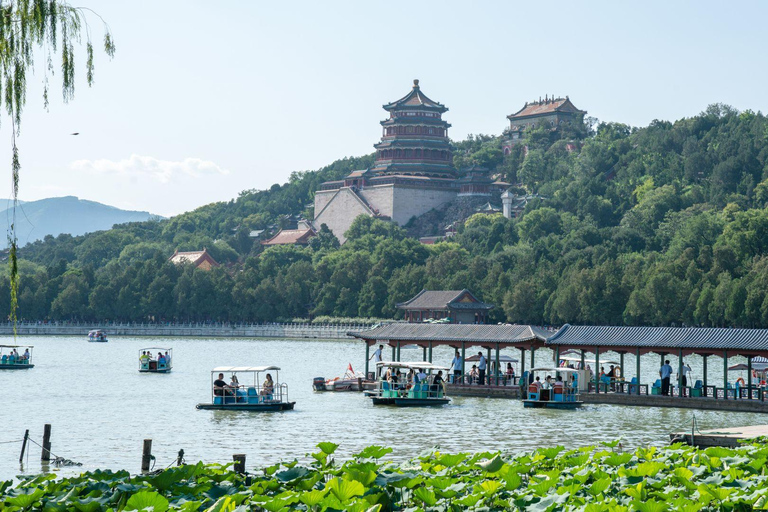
[41,424,52,461]
[233,454,246,474]
[141,439,153,472]
[357,377,363,392]
[19,429,29,463]
[176,449,185,466]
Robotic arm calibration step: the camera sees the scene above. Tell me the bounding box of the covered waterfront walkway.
[352,323,768,407]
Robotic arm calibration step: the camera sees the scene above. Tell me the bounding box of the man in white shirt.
[450,350,463,384]
[370,344,383,377]
[477,351,487,385]
[681,362,692,396]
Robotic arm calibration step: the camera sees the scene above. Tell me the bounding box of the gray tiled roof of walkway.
[547,324,768,354]
[350,323,550,345]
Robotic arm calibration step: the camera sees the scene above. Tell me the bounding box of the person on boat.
[450,350,463,384]
[23,348,30,362]
[1,354,6,364]
[531,376,542,391]
[431,370,445,396]
[260,374,274,397]
[554,374,564,390]
[158,353,166,366]
[406,369,415,388]
[230,374,239,389]
[164,351,171,365]
[9,351,15,364]
[370,344,384,378]
[417,368,427,383]
[213,373,229,396]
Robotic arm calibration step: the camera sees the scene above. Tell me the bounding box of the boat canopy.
[212,366,281,373]
[728,363,768,371]
[88,330,105,335]
[376,361,450,371]
[0,344,33,349]
[466,354,518,363]
[530,367,582,374]
[140,347,172,352]
[559,355,620,365]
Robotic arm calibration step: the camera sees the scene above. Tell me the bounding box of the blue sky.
[1,0,766,217]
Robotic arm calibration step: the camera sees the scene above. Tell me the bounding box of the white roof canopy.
[376,361,450,371]
[212,366,280,373]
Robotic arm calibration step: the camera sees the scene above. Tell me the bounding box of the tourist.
[23,348,30,362]
[213,373,228,396]
[406,369,415,388]
[660,360,673,396]
[1,354,6,364]
[477,351,487,385]
[506,363,515,385]
[681,362,692,397]
[230,374,239,389]
[432,370,444,396]
[417,368,427,383]
[164,351,171,365]
[450,350,463,384]
[370,344,383,377]
[469,365,479,384]
[261,374,274,397]
[532,376,542,390]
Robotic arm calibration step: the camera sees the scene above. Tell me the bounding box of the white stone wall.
[313,188,373,243]
[390,186,457,226]
[359,185,395,218]
[314,190,336,216]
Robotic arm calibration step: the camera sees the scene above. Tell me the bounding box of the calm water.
[1,336,763,479]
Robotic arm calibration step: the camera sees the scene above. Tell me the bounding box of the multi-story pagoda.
[313,80,459,243]
[372,79,455,179]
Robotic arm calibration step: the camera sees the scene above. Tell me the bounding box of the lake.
[1,335,764,479]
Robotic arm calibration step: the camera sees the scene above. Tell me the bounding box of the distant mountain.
[0,196,161,248]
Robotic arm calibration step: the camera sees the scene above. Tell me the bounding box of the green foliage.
[7,441,768,511]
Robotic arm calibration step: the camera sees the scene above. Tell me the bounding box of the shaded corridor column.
[520,348,526,382]
[703,355,708,396]
[365,343,370,379]
[595,347,600,393]
[495,343,500,386]
[748,356,753,399]
[428,341,433,363]
[636,347,641,395]
[461,342,466,384]
[723,351,728,400]
[678,348,684,397]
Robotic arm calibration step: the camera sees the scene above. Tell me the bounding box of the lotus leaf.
[353,446,392,459]
[274,466,310,483]
[317,442,339,455]
[299,488,327,507]
[326,477,365,502]
[477,454,504,473]
[124,490,169,512]
[5,487,44,508]
[412,486,437,506]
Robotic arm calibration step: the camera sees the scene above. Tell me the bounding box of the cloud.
[70,154,229,183]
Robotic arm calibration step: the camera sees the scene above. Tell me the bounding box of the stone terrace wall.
[0,322,373,339]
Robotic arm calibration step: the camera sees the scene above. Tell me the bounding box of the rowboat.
[313,363,366,391]
[523,367,582,409]
[196,366,295,411]
[0,345,34,370]
[370,361,450,407]
[139,347,173,373]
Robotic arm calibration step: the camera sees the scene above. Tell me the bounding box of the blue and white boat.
[0,345,34,370]
[196,366,295,411]
[523,367,583,409]
[371,362,450,407]
[88,330,108,342]
[139,347,173,373]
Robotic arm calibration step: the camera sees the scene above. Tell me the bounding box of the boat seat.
[214,396,223,405]
[247,387,257,396]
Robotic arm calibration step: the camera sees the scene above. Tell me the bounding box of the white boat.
[523,367,583,409]
[370,361,450,407]
[196,366,295,412]
[139,347,173,373]
[88,330,108,342]
[0,345,34,370]
[313,363,366,391]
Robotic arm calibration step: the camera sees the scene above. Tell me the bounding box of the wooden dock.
[670,424,768,447]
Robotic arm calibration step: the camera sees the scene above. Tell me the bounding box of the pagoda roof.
[374,139,451,150]
[261,227,316,246]
[475,202,502,213]
[507,96,585,120]
[381,117,450,127]
[383,79,448,113]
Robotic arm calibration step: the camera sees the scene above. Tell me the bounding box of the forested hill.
[8,104,768,328]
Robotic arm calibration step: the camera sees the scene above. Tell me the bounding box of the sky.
[1,0,766,218]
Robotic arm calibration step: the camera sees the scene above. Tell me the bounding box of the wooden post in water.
[141,439,153,472]
[41,424,52,461]
[357,377,363,392]
[19,429,29,463]
[233,454,246,474]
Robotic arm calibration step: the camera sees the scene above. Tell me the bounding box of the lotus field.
[3,440,768,511]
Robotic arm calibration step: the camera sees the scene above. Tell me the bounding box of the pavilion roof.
[397,289,494,311]
[169,248,219,267]
[350,323,550,345]
[547,324,768,354]
[383,79,448,113]
[507,96,585,120]
[261,227,316,246]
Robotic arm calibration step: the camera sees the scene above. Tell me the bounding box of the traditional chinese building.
[169,248,219,270]
[502,95,585,154]
[261,227,316,246]
[313,80,459,243]
[397,289,494,324]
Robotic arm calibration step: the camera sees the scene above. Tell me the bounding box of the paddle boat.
[313,363,366,391]
[523,367,583,409]
[370,361,450,407]
[0,345,34,370]
[196,366,295,411]
[139,348,173,373]
[88,330,108,342]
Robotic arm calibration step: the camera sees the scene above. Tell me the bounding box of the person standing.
[681,362,692,397]
[370,344,384,378]
[477,351,487,385]
[450,350,463,384]
[660,360,673,396]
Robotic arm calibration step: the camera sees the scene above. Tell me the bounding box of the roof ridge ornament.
[413,79,419,88]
